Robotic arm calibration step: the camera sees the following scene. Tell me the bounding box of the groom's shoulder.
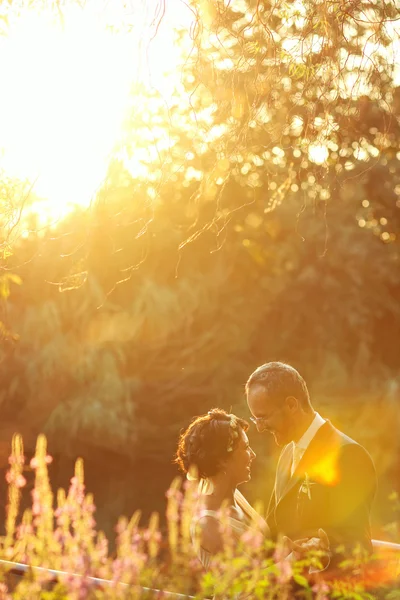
[328,421,364,447]
[326,422,375,467]
[330,423,359,447]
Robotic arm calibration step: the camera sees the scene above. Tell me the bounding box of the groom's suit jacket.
[267,420,377,557]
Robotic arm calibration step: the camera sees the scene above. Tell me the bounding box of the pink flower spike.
[312,580,330,599]
[15,474,26,488]
[241,529,264,550]
[8,455,24,466]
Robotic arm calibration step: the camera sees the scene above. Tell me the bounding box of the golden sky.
[0,0,194,224]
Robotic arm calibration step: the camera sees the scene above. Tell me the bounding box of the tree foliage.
[0,0,399,532]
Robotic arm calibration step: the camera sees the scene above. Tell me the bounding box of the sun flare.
[0,0,193,226]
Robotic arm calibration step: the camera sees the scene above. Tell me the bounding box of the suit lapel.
[279,462,302,502]
[277,420,338,503]
[274,444,293,504]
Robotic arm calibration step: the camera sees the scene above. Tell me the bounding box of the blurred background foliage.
[0,0,399,544]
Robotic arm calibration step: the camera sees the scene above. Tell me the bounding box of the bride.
[175,408,269,570]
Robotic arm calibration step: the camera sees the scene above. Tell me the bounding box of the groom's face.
[247,385,295,446]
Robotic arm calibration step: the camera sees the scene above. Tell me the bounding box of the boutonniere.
[299,472,316,500]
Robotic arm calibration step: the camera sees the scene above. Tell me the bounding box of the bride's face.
[224,429,256,485]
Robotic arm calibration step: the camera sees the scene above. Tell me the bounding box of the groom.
[246,362,377,567]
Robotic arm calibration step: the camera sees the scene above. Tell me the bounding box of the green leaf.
[293,573,309,588]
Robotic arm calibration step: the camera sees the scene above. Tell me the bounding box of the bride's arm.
[234,489,270,536]
[195,513,261,556]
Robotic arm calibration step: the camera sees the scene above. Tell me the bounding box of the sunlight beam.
[0,0,194,225]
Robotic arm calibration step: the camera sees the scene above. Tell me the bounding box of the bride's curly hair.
[175,408,249,479]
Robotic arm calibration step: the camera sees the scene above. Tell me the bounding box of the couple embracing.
[175,361,377,578]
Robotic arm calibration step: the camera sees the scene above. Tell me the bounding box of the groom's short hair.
[246,362,312,411]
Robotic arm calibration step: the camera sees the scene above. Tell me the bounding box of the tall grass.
[0,434,398,599]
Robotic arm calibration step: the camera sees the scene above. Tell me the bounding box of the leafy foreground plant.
[0,434,398,599]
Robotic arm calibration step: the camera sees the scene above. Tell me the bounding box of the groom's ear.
[285,396,299,413]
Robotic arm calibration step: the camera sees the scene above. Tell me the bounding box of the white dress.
[190,489,268,570]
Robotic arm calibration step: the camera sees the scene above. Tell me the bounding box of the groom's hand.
[283,528,330,559]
